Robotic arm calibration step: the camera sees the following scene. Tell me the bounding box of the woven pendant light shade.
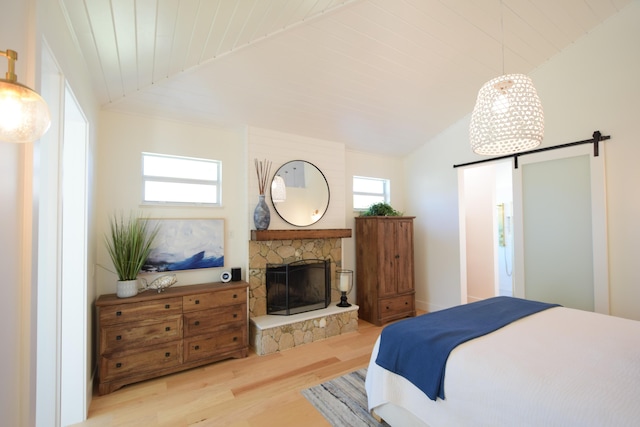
[470,73,544,155]
[271,175,286,203]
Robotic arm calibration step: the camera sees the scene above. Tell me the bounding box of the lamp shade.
[271,175,286,203]
[469,74,544,155]
[0,80,51,143]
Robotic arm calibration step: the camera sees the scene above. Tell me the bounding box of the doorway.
[60,84,89,425]
[36,41,90,426]
[458,160,513,304]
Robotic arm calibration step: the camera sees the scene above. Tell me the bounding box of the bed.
[365,296,640,426]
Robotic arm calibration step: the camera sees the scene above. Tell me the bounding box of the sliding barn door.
[512,144,609,313]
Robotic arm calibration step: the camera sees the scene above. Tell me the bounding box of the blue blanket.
[375,296,559,401]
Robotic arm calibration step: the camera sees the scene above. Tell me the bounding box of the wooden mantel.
[250,228,352,241]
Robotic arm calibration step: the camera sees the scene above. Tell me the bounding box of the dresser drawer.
[183,288,246,312]
[100,315,183,354]
[184,305,246,337]
[100,341,182,381]
[379,294,414,318]
[99,297,183,325]
[184,328,247,362]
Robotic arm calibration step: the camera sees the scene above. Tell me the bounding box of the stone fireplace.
[248,229,358,355]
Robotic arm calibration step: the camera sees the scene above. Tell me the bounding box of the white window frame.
[142,152,222,206]
[353,175,390,211]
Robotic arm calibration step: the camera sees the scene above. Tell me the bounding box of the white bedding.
[366,306,640,426]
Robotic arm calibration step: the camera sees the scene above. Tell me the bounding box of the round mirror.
[270,160,330,227]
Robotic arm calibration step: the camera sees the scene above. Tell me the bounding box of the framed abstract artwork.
[142,218,224,272]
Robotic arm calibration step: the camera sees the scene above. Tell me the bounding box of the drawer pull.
[233,294,237,298]
[233,314,237,318]
[116,362,122,368]
[165,352,171,358]
[194,321,200,326]
[116,311,122,316]
[194,345,200,350]
[405,301,409,305]
[165,304,170,309]
[165,326,171,332]
[233,336,238,341]
[195,299,200,304]
[116,335,122,340]
[386,306,390,310]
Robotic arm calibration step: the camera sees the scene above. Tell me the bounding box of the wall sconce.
[336,269,353,307]
[271,175,286,203]
[0,49,51,143]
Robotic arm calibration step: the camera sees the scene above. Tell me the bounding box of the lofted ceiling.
[60,0,630,156]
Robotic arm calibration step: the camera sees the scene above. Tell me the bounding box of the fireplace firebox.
[266,259,330,315]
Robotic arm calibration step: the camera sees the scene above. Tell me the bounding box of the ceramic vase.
[116,279,138,298]
[253,194,270,230]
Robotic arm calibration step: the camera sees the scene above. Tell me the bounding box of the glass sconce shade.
[469,74,544,155]
[0,80,51,143]
[336,269,353,307]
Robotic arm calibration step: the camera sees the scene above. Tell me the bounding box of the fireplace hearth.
[266,259,330,315]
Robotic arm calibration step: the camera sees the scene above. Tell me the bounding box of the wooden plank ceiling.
[61,0,630,156]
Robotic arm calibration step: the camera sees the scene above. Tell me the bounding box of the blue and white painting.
[142,219,224,272]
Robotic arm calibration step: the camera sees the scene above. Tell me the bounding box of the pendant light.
[271,175,286,203]
[0,49,51,143]
[469,2,543,155]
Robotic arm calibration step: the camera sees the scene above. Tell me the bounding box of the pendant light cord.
[500,0,505,75]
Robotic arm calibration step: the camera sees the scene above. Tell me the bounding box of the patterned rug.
[301,368,390,426]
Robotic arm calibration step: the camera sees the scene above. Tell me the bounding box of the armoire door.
[395,219,415,295]
[379,220,399,297]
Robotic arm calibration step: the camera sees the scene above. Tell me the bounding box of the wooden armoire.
[355,216,416,326]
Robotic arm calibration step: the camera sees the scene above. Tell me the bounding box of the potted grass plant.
[105,211,159,298]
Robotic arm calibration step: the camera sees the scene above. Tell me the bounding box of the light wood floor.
[72,318,384,427]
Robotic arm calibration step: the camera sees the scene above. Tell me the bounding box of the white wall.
[95,119,405,312]
[0,3,31,426]
[96,111,248,293]
[463,165,495,302]
[248,126,347,230]
[0,137,24,427]
[405,1,640,319]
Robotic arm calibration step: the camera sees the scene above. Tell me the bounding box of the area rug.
[301,368,390,426]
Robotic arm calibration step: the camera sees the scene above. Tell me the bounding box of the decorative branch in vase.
[253,159,272,230]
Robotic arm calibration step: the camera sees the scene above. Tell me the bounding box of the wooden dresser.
[355,216,416,326]
[96,281,248,395]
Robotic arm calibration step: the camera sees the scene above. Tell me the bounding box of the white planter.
[116,279,138,298]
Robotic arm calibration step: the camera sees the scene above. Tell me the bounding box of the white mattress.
[366,306,640,426]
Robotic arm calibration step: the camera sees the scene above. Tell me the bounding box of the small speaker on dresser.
[231,267,241,281]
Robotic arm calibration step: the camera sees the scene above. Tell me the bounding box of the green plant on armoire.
[359,202,403,217]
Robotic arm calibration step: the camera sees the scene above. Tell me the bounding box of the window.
[142,153,221,206]
[353,176,390,210]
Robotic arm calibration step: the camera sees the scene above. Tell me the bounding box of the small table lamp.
[336,269,354,307]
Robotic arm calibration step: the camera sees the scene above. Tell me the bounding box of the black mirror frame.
[270,160,330,227]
